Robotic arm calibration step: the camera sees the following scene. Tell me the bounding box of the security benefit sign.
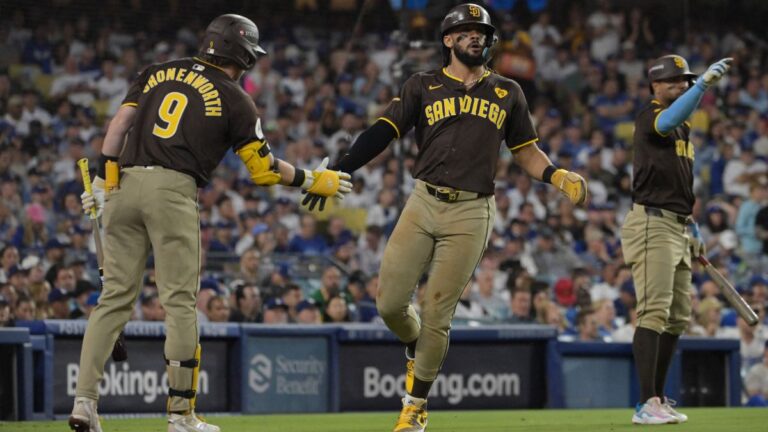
[53,339,229,414]
[243,336,329,413]
[339,342,546,410]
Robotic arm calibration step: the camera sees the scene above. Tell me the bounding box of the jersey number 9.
[152,92,188,139]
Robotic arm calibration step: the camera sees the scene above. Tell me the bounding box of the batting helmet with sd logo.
[647,55,698,92]
[440,3,498,66]
[199,14,267,70]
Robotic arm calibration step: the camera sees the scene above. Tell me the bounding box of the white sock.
[404,394,426,407]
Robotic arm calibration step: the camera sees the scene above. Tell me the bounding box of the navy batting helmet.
[199,14,266,70]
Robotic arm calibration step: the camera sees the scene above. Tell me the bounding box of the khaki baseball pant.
[377,180,496,381]
[620,204,692,335]
[75,167,201,412]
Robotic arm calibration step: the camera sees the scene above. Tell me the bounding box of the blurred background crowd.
[0,0,767,404]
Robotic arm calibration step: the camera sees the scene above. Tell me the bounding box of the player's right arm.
[300,75,422,211]
[81,68,147,215]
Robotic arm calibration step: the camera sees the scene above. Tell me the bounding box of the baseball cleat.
[632,396,679,425]
[168,412,221,432]
[394,397,428,432]
[68,397,103,432]
[661,397,688,423]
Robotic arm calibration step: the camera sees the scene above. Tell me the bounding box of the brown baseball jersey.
[632,99,694,215]
[380,68,538,195]
[119,57,261,186]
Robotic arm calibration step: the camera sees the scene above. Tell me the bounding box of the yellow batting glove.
[551,169,588,205]
[306,157,352,199]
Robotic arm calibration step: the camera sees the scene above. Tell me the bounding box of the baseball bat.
[697,255,759,326]
[78,158,128,361]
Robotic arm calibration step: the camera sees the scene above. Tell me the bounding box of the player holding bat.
[620,54,732,425]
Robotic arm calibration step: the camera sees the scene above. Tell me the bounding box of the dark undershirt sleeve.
[334,120,398,174]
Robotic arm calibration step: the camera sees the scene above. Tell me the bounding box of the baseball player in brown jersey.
[303,4,586,431]
[621,55,732,425]
[69,14,350,432]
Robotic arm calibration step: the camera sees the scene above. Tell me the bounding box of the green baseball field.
[4,408,766,431]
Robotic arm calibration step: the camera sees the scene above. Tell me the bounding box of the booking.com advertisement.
[338,342,547,410]
[242,336,330,413]
[54,338,229,414]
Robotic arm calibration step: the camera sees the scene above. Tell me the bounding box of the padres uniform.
[76,55,263,413]
[621,97,694,336]
[620,53,732,425]
[376,66,537,382]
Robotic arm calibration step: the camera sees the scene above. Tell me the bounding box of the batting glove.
[697,57,733,89]
[81,176,105,218]
[300,157,352,212]
[688,222,706,258]
[551,169,588,206]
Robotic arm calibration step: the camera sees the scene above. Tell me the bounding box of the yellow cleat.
[394,398,428,432]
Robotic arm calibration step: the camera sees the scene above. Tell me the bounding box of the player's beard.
[453,44,485,67]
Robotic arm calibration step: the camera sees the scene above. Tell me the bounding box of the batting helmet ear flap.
[482,33,499,61]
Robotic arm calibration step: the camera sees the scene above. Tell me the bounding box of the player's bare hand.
[81,176,105,218]
[551,169,587,206]
[698,57,732,89]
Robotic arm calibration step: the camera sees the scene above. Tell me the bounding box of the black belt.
[644,206,692,225]
[425,184,482,203]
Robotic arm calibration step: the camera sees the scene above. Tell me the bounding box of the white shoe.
[632,396,679,425]
[661,397,688,423]
[68,397,103,432]
[168,412,221,432]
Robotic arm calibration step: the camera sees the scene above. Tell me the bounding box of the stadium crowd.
[0,0,767,404]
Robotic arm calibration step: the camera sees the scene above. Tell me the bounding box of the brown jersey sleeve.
[505,82,538,151]
[636,101,667,138]
[228,92,261,151]
[120,67,152,108]
[379,74,422,138]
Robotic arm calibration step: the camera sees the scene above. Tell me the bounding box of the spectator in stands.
[53,265,76,296]
[295,299,320,324]
[471,269,508,321]
[14,295,35,321]
[692,297,723,337]
[736,182,768,270]
[288,214,327,255]
[310,265,350,309]
[358,225,385,276]
[323,295,351,323]
[576,308,603,342]
[281,284,303,323]
[228,280,262,323]
[262,298,289,324]
[593,299,617,338]
[612,306,637,342]
[0,296,10,327]
[140,292,165,322]
[724,142,767,199]
[744,341,768,406]
[69,280,95,319]
[205,295,231,323]
[506,288,533,324]
[48,288,70,319]
[195,284,218,324]
[532,228,583,283]
[0,245,20,284]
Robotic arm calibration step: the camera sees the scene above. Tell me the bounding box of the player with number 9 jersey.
[119,56,259,186]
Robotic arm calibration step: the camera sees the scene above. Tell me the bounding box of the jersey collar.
[441,67,491,89]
